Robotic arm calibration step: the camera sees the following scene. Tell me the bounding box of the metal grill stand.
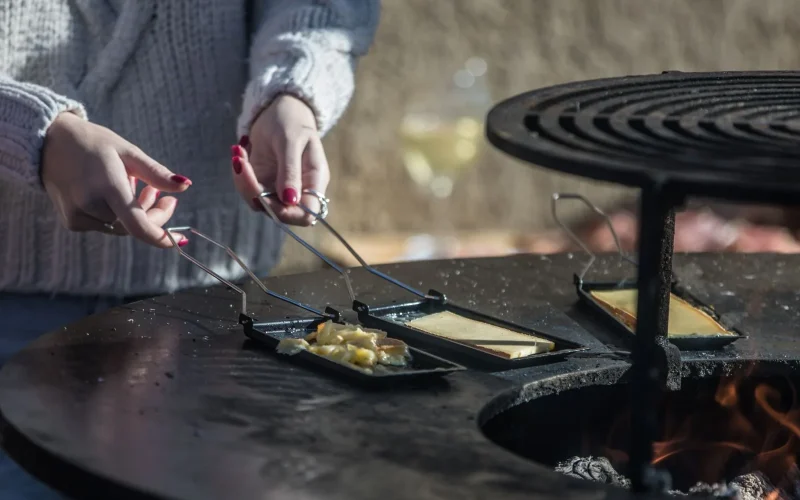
[486,70,800,493]
[629,187,677,491]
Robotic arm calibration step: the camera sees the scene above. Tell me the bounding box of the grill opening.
[482,368,800,496]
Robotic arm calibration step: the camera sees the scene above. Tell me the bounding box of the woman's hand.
[231,94,330,225]
[41,113,192,248]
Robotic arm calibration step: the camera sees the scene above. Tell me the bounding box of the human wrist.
[41,112,83,184]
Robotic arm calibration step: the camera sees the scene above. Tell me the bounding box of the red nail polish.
[252,197,264,211]
[238,135,250,149]
[154,190,160,198]
[178,238,189,247]
[282,188,299,205]
[171,175,192,186]
[232,156,242,174]
[231,145,244,157]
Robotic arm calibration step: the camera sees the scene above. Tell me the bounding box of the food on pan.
[276,321,410,373]
[588,289,735,337]
[406,311,555,359]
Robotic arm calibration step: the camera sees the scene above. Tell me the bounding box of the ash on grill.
[556,457,797,500]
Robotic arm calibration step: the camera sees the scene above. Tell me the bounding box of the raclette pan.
[354,290,589,371]
[245,193,589,373]
[549,192,745,352]
[241,314,466,388]
[576,278,745,351]
[162,226,465,388]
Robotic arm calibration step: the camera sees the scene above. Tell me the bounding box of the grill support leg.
[629,184,677,493]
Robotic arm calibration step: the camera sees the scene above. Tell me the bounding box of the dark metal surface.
[2,254,800,499]
[486,71,800,204]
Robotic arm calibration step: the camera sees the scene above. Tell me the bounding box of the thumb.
[275,136,304,205]
[121,146,193,193]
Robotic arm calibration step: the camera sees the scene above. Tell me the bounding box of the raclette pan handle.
[165,227,332,319]
[551,193,638,283]
[256,191,435,302]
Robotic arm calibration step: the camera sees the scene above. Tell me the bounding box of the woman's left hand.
[231,94,330,226]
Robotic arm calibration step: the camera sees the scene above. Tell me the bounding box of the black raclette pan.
[164,226,465,387]
[355,290,588,371]
[240,312,465,388]
[250,193,590,372]
[576,277,745,351]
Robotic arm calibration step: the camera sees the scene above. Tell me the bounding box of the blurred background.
[272,0,800,275]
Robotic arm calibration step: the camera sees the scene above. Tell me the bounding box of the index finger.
[105,171,174,248]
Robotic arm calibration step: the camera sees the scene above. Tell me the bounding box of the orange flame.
[765,491,781,500]
[613,371,799,498]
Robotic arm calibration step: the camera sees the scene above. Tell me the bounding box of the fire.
[652,374,799,496]
[605,372,800,497]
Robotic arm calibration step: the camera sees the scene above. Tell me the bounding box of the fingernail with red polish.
[232,156,242,174]
[171,175,192,186]
[282,188,299,205]
[231,145,244,157]
[154,190,160,198]
[178,238,189,247]
[238,135,250,149]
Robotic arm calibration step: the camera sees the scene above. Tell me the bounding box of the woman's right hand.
[41,113,192,248]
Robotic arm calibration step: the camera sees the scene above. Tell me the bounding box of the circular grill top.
[486,71,800,202]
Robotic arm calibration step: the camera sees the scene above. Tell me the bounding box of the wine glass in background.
[398,58,493,259]
[400,57,493,199]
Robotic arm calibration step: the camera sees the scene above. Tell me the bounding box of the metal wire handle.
[550,193,638,282]
[256,192,356,302]
[295,196,432,301]
[257,190,433,302]
[165,227,331,319]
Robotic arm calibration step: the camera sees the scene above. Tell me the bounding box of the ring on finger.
[301,189,329,222]
[257,190,330,225]
[103,219,119,232]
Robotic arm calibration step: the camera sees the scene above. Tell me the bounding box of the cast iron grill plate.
[486,71,800,203]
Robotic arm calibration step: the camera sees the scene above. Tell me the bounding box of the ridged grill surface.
[486,71,800,199]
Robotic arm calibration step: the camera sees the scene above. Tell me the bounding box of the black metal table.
[2,253,800,500]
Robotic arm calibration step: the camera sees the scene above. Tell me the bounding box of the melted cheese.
[589,289,735,337]
[276,321,411,373]
[406,311,555,359]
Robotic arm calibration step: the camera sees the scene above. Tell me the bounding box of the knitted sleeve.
[238,0,381,139]
[0,75,87,188]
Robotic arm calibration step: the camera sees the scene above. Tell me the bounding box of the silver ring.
[302,189,329,221]
[258,190,330,225]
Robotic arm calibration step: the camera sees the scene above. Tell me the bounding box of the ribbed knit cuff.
[238,34,356,139]
[0,78,87,188]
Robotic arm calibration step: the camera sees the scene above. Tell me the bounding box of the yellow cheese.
[589,289,735,337]
[276,321,410,373]
[406,311,555,359]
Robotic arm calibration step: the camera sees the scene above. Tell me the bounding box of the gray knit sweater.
[0,0,379,296]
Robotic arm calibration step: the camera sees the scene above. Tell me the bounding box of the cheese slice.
[406,311,555,359]
[589,289,735,337]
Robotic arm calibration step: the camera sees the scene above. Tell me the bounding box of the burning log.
[556,457,799,500]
